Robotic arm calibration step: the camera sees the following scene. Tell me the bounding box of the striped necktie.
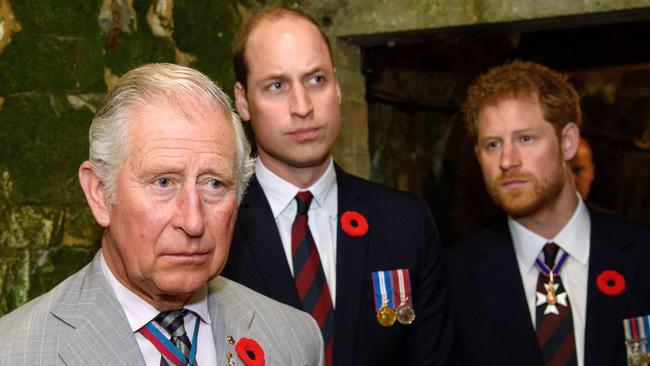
[155,309,197,366]
[535,243,577,366]
[291,191,334,366]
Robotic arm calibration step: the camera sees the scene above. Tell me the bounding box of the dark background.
[361,11,650,245]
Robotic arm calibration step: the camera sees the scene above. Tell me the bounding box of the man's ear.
[560,122,580,161]
[234,82,251,122]
[78,161,111,227]
[334,68,341,105]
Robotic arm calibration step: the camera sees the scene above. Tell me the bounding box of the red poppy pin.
[235,338,265,366]
[596,270,625,296]
[340,210,369,237]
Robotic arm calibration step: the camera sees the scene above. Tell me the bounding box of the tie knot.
[155,309,189,338]
[543,242,560,267]
[295,191,313,215]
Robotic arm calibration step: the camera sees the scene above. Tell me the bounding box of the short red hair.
[462,60,581,140]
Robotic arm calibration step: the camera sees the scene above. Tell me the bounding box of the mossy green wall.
[0,0,259,316]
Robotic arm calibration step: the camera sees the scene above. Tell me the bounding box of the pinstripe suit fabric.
[0,251,324,365]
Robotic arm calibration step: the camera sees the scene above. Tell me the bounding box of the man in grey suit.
[0,63,323,366]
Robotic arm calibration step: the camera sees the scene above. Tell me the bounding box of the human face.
[234,16,341,181]
[474,96,571,218]
[104,102,239,307]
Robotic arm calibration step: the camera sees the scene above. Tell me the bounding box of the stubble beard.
[486,159,567,219]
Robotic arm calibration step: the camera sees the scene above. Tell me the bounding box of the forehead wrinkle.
[141,151,234,168]
[128,101,232,139]
[136,135,234,156]
[135,144,235,175]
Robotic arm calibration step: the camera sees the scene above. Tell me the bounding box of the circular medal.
[376,305,397,327]
[396,304,416,325]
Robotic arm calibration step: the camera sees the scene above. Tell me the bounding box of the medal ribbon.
[372,271,395,311]
[624,318,634,343]
[624,316,650,352]
[534,251,569,277]
[623,316,650,357]
[637,315,650,352]
[392,269,413,306]
[636,316,648,352]
[632,317,640,341]
[140,316,200,366]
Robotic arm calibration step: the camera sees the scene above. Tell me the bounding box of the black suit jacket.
[446,207,650,366]
[223,165,453,365]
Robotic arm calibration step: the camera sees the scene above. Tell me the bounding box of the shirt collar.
[100,251,211,333]
[554,195,590,265]
[255,157,338,218]
[509,193,591,271]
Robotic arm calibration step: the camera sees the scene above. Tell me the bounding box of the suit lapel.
[474,222,544,366]
[209,278,255,363]
[237,176,301,308]
[56,253,145,366]
[208,277,290,365]
[333,167,370,363]
[584,209,637,366]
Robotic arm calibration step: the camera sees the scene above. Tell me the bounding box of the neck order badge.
[372,269,415,327]
[534,243,577,365]
[534,246,570,315]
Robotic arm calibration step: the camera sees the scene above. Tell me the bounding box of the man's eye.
[155,177,170,188]
[521,135,533,142]
[269,82,282,90]
[312,75,324,84]
[209,179,221,189]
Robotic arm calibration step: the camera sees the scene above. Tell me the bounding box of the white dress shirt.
[100,253,218,365]
[255,157,338,306]
[509,194,591,366]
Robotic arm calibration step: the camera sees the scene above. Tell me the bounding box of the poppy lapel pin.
[596,270,625,296]
[235,337,265,366]
[340,210,369,237]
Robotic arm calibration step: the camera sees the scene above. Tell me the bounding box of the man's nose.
[176,185,205,237]
[289,84,314,118]
[500,142,521,171]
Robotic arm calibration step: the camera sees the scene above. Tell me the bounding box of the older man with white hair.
[0,63,323,366]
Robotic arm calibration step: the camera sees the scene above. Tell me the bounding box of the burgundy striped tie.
[536,243,577,366]
[291,191,334,366]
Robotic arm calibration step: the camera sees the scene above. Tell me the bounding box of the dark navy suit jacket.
[446,208,650,366]
[223,165,453,365]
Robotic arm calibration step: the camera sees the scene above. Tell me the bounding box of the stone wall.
[0,0,247,316]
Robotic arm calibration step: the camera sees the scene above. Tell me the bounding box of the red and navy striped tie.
[291,191,334,366]
[536,243,577,366]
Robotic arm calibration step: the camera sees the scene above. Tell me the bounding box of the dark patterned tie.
[155,309,197,366]
[535,243,577,366]
[291,191,334,366]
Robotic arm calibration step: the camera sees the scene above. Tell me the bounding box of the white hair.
[88,63,254,204]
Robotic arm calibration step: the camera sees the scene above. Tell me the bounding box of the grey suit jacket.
[0,251,324,365]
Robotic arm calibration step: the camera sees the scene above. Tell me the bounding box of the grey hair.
[88,63,254,204]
